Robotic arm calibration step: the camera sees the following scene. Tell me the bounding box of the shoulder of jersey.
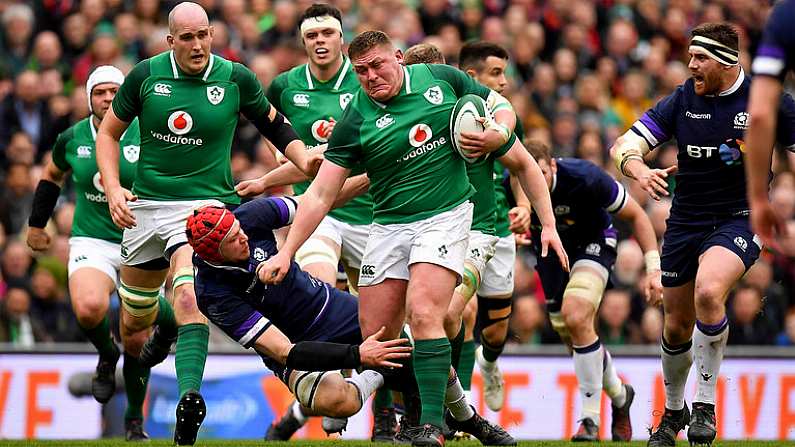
[450,94,487,164]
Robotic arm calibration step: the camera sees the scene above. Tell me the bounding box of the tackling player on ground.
[745,0,795,247]
[27,66,157,441]
[185,196,515,446]
[96,2,319,444]
[258,31,540,446]
[610,23,795,447]
[527,141,660,442]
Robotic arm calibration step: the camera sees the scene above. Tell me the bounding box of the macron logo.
[685,111,711,120]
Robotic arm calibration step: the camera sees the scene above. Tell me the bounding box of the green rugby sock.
[458,339,476,391]
[373,387,394,411]
[155,294,177,338]
[80,315,117,358]
[413,338,451,427]
[176,323,209,397]
[123,352,150,421]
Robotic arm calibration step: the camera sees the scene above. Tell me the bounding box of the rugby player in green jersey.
[258,31,566,446]
[95,3,319,445]
[236,4,397,441]
[27,66,160,441]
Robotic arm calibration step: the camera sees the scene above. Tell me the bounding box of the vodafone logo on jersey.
[85,172,108,202]
[311,119,334,142]
[168,111,193,135]
[408,124,432,148]
[92,172,105,193]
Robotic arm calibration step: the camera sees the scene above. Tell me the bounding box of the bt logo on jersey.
[168,111,193,135]
[686,144,718,158]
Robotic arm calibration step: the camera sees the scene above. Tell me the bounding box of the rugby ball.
[450,94,488,163]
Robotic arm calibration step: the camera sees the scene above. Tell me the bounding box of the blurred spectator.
[0,163,35,235]
[639,306,663,344]
[1,4,35,76]
[115,13,146,62]
[61,13,91,66]
[259,0,297,50]
[607,70,652,132]
[728,285,777,346]
[1,240,33,287]
[72,30,127,86]
[612,239,643,290]
[29,266,80,342]
[598,288,638,345]
[508,294,545,345]
[26,31,69,81]
[776,307,795,346]
[0,286,48,345]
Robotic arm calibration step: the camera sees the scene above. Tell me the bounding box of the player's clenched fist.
[26,227,51,251]
[257,251,291,285]
[358,326,412,368]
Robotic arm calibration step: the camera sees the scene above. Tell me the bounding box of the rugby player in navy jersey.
[526,141,661,442]
[746,0,795,247]
[185,196,516,445]
[610,23,795,447]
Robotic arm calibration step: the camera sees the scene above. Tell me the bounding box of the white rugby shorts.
[358,201,473,286]
[68,236,122,286]
[478,234,517,297]
[296,215,370,269]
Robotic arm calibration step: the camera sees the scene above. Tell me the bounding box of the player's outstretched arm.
[27,159,68,251]
[507,174,532,234]
[257,161,349,284]
[610,131,675,201]
[97,107,136,229]
[746,76,788,244]
[499,139,570,271]
[236,144,329,197]
[253,324,411,370]
[615,196,663,306]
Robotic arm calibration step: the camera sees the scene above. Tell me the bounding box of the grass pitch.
[0,441,788,446]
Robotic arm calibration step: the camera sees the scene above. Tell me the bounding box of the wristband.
[29,180,61,228]
[644,250,661,272]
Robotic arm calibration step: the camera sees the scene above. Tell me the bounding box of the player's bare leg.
[649,282,695,447]
[688,247,745,446]
[69,269,119,404]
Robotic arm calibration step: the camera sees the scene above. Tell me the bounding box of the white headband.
[689,35,739,66]
[300,15,342,36]
[86,65,125,112]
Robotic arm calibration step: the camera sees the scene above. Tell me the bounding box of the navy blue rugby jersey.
[753,0,795,81]
[630,70,795,221]
[193,197,335,343]
[530,158,627,250]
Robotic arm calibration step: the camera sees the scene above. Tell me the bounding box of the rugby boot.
[371,407,398,442]
[265,406,305,440]
[138,325,176,368]
[91,345,120,404]
[125,418,150,441]
[687,402,717,446]
[444,406,516,446]
[571,418,599,442]
[647,404,690,447]
[174,390,206,445]
[611,383,635,441]
[476,346,504,411]
[412,423,445,447]
[322,416,348,435]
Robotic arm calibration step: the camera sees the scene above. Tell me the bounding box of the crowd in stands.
[0,0,793,348]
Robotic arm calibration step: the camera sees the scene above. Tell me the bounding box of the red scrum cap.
[186,206,236,263]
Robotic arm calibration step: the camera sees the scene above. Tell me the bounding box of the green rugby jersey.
[494,119,524,237]
[112,51,273,204]
[51,117,140,243]
[324,64,490,225]
[267,58,374,225]
[468,133,514,235]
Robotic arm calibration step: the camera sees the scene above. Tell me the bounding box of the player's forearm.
[631,213,659,256]
[285,341,360,370]
[96,133,122,189]
[610,132,651,179]
[512,157,555,229]
[509,174,531,209]
[334,174,370,209]
[620,158,649,182]
[745,79,781,201]
[260,160,310,189]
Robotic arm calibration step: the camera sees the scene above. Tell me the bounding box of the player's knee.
[663,315,695,344]
[694,281,726,311]
[73,292,107,326]
[408,306,444,330]
[121,329,148,357]
[481,319,508,344]
[315,379,358,417]
[561,303,592,335]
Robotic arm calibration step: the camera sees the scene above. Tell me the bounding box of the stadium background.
[0,0,794,441]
